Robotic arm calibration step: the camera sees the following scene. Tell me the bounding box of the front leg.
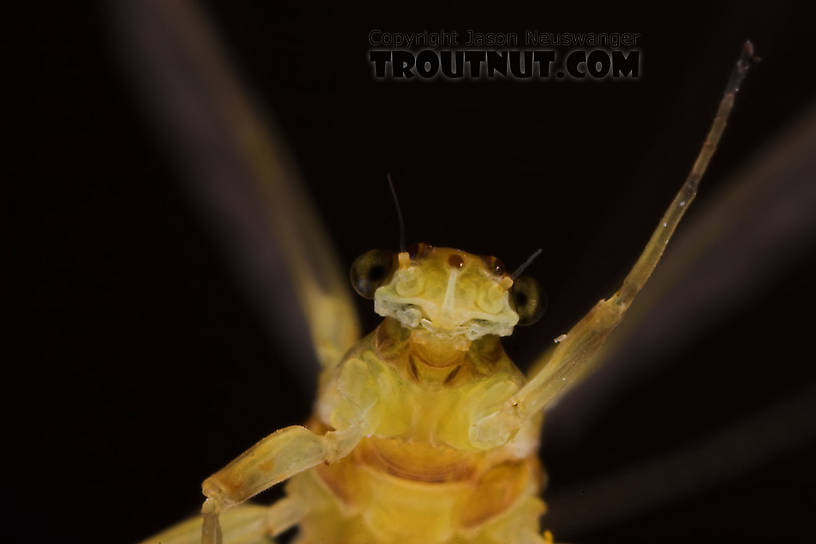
[470,42,758,449]
[140,497,305,544]
[200,423,363,543]
[201,355,383,543]
[513,41,758,419]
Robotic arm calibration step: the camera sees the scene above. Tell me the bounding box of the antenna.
[512,248,543,279]
[387,173,406,252]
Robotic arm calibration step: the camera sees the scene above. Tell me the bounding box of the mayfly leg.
[513,41,759,418]
[112,1,371,542]
[196,352,380,543]
[471,42,759,447]
[139,497,305,544]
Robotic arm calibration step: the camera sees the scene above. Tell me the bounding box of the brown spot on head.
[408,242,432,260]
[488,257,506,276]
[479,255,507,276]
[448,253,464,269]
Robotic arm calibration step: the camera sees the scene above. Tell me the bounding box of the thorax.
[316,318,540,479]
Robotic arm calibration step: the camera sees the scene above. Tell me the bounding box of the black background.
[31,1,816,543]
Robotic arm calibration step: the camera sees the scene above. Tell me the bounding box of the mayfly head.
[350,243,545,343]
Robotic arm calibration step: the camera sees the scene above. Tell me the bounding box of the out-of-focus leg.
[139,499,304,544]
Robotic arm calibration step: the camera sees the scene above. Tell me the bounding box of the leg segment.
[514,41,758,417]
[139,497,305,544]
[201,352,384,542]
[200,424,363,544]
[470,42,758,449]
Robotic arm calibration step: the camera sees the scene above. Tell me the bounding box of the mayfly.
[118,2,764,542]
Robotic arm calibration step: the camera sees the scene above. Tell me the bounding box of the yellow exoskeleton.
[127,3,758,543]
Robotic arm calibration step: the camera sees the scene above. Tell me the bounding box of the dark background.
[31,1,815,543]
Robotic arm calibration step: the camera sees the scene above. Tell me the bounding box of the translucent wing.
[110,0,360,386]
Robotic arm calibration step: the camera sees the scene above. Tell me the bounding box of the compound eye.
[350,249,396,299]
[509,276,547,326]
